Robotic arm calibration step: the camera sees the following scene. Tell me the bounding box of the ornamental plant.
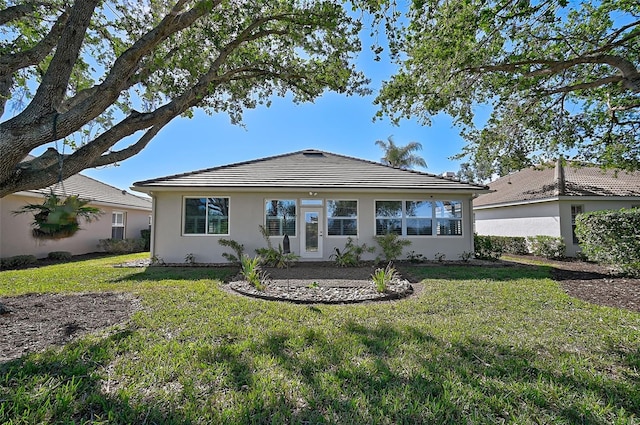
[575,208,640,276]
[13,193,102,240]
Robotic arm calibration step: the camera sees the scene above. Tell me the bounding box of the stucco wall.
[474,201,561,238]
[150,191,476,264]
[1,193,151,259]
[474,198,640,257]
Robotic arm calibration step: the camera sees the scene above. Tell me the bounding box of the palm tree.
[375,137,427,169]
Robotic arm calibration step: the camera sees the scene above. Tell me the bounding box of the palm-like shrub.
[14,193,102,239]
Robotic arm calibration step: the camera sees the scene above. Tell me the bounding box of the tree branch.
[0,2,52,25]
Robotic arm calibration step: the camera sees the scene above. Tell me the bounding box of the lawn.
[1,254,639,424]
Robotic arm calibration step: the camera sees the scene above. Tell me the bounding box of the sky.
[31,20,481,193]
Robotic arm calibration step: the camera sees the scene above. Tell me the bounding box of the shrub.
[406,250,425,263]
[98,238,145,254]
[371,262,399,293]
[575,208,640,276]
[140,229,151,251]
[218,239,245,265]
[47,251,72,261]
[255,225,299,268]
[473,234,504,261]
[501,237,529,255]
[241,255,268,291]
[527,235,565,259]
[330,237,375,267]
[1,255,37,269]
[374,233,411,263]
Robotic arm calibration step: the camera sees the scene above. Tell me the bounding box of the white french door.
[300,207,323,259]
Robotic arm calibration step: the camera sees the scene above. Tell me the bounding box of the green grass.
[1,254,639,424]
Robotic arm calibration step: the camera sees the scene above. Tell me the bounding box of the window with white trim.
[570,204,584,244]
[375,200,463,236]
[375,200,403,235]
[184,197,229,235]
[327,200,358,236]
[112,212,125,239]
[406,201,433,235]
[265,200,296,236]
[435,201,463,236]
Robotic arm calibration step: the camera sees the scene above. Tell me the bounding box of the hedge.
[575,208,640,276]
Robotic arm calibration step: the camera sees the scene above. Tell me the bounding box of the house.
[131,149,489,263]
[1,171,152,259]
[473,160,640,256]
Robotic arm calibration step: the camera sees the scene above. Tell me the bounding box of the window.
[327,200,358,236]
[265,200,296,236]
[406,201,433,235]
[435,201,463,236]
[112,212,125,239]
[184,197,229,235]
[375,199,463,236]
[375,201,403,235]
[571,204,584,244]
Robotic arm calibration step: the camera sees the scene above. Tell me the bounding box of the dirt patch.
[0,292,140,362]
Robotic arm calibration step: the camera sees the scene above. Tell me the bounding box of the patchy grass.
[1,255,639,424]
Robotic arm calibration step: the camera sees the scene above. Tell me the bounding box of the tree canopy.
[0,0,371,197]
[375,0,640,181]
[375,136,427,169]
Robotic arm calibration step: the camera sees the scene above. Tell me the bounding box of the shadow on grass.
[112,266,238,283]
[2,320,638,423]
[0,329,190,424]
[244,322,639,423]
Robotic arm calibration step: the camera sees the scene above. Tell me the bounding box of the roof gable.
[133,149,488,193]
[474,162,640,207]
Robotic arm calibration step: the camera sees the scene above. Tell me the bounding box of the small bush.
[406,250,425,263]
[527,235,565,259]
[184,253,196,265]
[501,237,529,255]
[374,233,412,263]
[371,262,399,293]
[98,238,145,254]
[330,237,375,267]
[140,229,151,250]
[474,234,504,261]
[575,208,640,276]
[256,225,298,268]
[1,254,38,269]
[47,251,72,261]
[218,239,245,265]
[241,255,268,291]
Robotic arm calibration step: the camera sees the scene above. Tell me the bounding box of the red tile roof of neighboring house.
[474,160,640,207]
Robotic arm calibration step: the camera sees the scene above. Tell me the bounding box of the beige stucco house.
[132,149,489,264]
[474,160,640,257]
[1,172,152,259]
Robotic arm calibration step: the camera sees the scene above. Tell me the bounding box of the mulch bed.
[0,292,140,363]
[1,257,638,363]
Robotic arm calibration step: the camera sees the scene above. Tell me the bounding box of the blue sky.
[35,22,479,192]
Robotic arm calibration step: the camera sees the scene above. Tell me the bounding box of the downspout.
[150,193,157,257]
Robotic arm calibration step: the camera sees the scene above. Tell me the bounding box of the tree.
[375,136,427,169]
[375,0,640,180]
[0,0,371,198]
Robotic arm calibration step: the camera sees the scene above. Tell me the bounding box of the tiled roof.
[474,162,640,207]
[22,166,151,210]
[133,149,488,193]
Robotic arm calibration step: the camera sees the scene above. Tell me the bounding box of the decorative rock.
[227,279,413,304]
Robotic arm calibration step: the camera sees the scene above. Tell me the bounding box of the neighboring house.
[132,149,488,263]
[1,171,152,259]
[474,160,640,257]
